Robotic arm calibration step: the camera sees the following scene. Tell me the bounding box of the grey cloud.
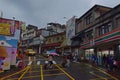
[0,0,119,28]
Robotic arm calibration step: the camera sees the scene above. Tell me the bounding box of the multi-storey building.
[20,25,38,53]
[20,23,66,54]
[47,22,66,33]
[43,31,66,54]
[72,5,111,58]
[72,4,120,64]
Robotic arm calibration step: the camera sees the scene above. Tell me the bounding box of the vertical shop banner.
[66,16,75,45]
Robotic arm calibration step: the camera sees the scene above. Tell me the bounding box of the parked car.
[25,49,36,56]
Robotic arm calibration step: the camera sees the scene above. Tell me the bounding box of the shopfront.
[85,49,94,60]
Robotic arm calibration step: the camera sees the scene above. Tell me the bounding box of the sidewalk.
[54,56,120,79]
[99,65,120,79]
[84,61,120,79]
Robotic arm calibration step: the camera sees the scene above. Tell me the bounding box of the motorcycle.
[44,60,56,69]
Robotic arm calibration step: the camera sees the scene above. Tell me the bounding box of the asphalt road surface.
[0,55,119,80]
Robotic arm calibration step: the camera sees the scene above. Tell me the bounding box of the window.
[105,23,112,33]
[86,14,93,25]
[116,17,120,28]
[48,38,51,43]
[56,37,59,41]
[85,30,93,41]
[98,22,112,36]
[61,36,64,40]
[101,26,105,34]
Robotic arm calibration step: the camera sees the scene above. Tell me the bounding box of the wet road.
[0,55,119,80]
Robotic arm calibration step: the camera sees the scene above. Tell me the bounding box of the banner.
[0,18,19,36]
[66,16,76,45]
[0,23,11,35]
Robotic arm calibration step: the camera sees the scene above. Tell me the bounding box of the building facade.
[47,23,66,33]
[74,4,120,65]
[43,31,66,55]
[20,25,38,53]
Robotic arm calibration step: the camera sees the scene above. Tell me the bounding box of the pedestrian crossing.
[37,61,40,65]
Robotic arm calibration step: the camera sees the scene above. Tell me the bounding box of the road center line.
[55,64,75,80]
[1,66,27,80]
[40,65,44,80]
[18,66,30,80]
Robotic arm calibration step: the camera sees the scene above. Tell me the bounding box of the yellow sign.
[0,23,11,35]
[4,62,9,66]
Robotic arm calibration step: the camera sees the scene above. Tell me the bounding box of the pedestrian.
[73,52,78,62]
[113,59,119,71]
[102,54,107,66]
[47,55,54,68]
[91,54,96,64]
[62,56,67,67]
[108,55,114,71]
[65,55,70,67]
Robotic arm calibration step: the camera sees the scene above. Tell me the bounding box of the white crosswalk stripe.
[37,61,40,65]
[28,61,32,66]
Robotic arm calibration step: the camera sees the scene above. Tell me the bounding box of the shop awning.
[0,46,8,57]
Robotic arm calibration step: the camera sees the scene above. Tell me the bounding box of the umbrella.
[46,49,59,56]
[50,52,59,56]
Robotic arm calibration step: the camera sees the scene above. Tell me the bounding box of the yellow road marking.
[27,68,61,73]
[90,71,107,80]
[20,75,40,79]
[27,70,40,73]
[7,78,18,80]
[9,73,64,79]
[55,64,75,80]
[90,78,108,80]
[18,66,30,80]
[85,63,119,80]
[40,65,44,80]
[44,73,64,76]
[1,67,28,80]
[43,68,64,71]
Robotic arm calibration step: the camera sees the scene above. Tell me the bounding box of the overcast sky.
[0,0,119,28]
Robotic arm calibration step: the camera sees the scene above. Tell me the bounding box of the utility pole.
[0,10,3,18]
